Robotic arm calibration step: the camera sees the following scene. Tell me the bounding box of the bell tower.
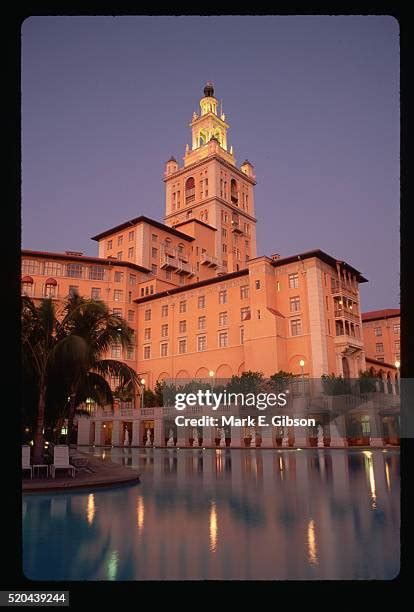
[163,83,257,273]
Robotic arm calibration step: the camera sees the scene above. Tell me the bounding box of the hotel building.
[21,84,399,447]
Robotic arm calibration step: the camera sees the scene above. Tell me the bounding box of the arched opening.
[230,179,238,205]
[185,177,195,205]
[199,131,207,146]
[377,370,385,393]
[342,357,350,379]
[44,277,57,298]
[387,372,393,393]
[21,275,34,296]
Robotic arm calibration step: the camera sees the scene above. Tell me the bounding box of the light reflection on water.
[23,448,400,580]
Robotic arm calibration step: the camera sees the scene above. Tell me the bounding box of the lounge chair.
[22,445,33,479]
[50,445,76,479]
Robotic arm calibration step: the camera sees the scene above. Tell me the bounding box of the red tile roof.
[362,309,400,322]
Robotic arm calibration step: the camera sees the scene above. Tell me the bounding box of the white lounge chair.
[22,445,33,479]
[50,445,76,479]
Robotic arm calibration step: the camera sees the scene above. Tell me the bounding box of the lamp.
[299,359,305,396]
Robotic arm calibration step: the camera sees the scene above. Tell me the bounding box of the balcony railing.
[200,252,218,267]
[160,255,179,270]
[331,280,358,297]
[176,261,195,276]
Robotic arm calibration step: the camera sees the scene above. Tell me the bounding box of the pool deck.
[22,452,140,493]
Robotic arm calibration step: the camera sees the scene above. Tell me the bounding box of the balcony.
[176,261,195,276]
[160,255,179,270]
[334,309,360,322]
[231,221,244,235]
[331,280,358,297]
[200,252,218,267]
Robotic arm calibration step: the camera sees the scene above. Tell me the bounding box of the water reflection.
[209,501,218,553]
[307,519,318,567]
[23,448,400,580]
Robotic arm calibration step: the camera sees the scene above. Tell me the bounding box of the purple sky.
[21,16,399,311]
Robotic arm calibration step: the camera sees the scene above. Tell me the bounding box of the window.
[129,230,134,241]
[129,274,136,285]
[241,307,251,321]
[179,320,187,334]
[288,273,299,289]
[21,281,33,296]
[144,309,151,321]
[219,331,228,348]
[44,261,62,277]
[198,316,206,330]
[117,252,123,260]
[393,324,400,334]
[219,290,227,304]
[118,236,123,246]
[240,327,244,344]
[128,310,134,322]
[68,285,79,297]
[394,340,400,350]
[126,346,135,360]
[222,228,227,239]
[107,240,112,250]
[179,300,186,313]
[66,263,83,278]
[113,308,122,317]
[185,177,195,204]
[376,342,384,353]
[161,324,168,337]
[374,327,382,337]
[198,295,206,309]
[219,311,228,326]
[22,259,40,275]
[152,247,158,258]
[111,344,122,358]
[152,233,158,242]
[178,339,187,354]
[255,280,261,290]
[128,247,134,259]
[144,328,151,341]
[290,319,302,336]
[198,335,207,351]
[91,287,101,300]
[128,291,132,303]
[160,305,168,318]
[240,285,249,299]
[114,271,123,282]
[165,270,172,280]
[377,357,384,362]
[290,296,300,312]
[114,290,123,302]
[222,244,227,253]
[161,342,168,357]
[144,346,151,360]
[151,264,157,275]
[89,265,105,280]
[44,282,56,298]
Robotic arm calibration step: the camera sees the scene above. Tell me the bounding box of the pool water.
[23,447,400,580]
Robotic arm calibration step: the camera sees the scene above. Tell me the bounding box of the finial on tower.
[204,82,215,97]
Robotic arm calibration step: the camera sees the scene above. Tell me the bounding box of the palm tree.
[57,294,138,442]
[22,297,88,463]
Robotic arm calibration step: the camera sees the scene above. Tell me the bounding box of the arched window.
[199,131,207,146]
[21,275,34,296]
[185,177,195,205]
[44,277,57,298]
[231,179,238,205]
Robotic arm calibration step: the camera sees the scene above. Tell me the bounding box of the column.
[260,426,273,448]
[111,420,121,446]
[203,426,215,448]
[94,421,103,446]
[154,418,164,447]
[77,417,91,445]
[230,425,243,447]
[330,416,346,447]
[132,420,141,447]
[176,426,187,447]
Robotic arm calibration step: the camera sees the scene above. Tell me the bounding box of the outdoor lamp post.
[140,378,146,410]
[395,360,400,374]
[209,370,215,392]
[299,359,305,396]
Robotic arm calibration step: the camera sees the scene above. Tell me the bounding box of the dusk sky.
[21,16,399,311]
